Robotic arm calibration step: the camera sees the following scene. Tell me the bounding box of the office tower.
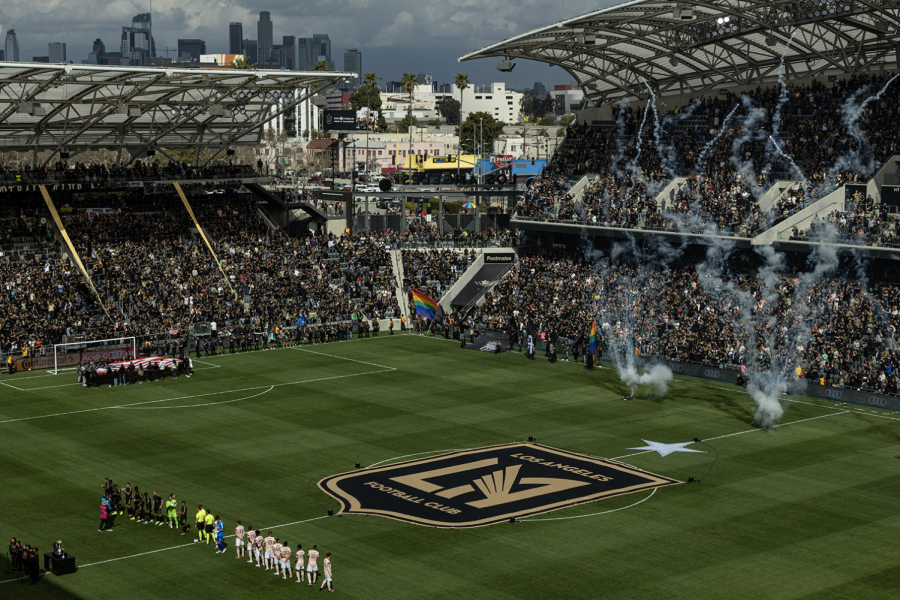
[33,56,49,63]
[297,34,332,71]
[229,22,243,55]
[258,11,273,64]
[0,50,4,61]
[282,36,295,70]
[5,30,19,62]
[121,13,156,65]
[84,39,107,65]
[48,42,67,63]
[177,39,206,62]
[242,39,258,65]
[534,82,547,98]
[343,49,361,88]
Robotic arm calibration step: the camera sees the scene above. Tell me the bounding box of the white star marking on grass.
[627,440,706,457]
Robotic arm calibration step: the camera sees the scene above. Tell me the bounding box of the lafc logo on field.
[318,443,681,528]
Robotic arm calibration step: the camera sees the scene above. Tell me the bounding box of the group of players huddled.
[97,478,335,592]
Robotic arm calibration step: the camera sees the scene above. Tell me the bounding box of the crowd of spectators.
[401,249,474,304]
[463,245,900,395]
[0,160,256,184]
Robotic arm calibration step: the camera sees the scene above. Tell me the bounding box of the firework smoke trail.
[611,99,630,177]
[695,103,741,179]
[769,135,809,186]
[729,95,769,199]
[770,31,797,142]
[829,72,900,182]
[590,239,675,397]
[623,97,652,200]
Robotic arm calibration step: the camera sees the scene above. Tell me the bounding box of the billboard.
[323,110,357,132]
[200,54,245,66]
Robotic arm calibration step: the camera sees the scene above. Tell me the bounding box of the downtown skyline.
[0,0,590,88]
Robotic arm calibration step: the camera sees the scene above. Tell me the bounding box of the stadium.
[1,2,899,599]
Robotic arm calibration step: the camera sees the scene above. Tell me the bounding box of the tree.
[396,112,418,134]
[349,73,382,117]
[230,56,255,69]
[519,89,547,122]
[460,112,503,156]
[454,73,469,180]
[439,97,461,125]
[401,73,419,168]
[541,94,556,119]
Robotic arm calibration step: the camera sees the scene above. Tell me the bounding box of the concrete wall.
[753,185,846,245]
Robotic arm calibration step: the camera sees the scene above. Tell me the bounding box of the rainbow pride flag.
[411,289,439,320]
[588,320,599,356]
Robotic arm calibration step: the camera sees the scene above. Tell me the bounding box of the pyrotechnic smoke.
[729,95,769,198]
[616,363,674,397]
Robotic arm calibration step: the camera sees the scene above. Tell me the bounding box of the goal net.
[51,337,137,375]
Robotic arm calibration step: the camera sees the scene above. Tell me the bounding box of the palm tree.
[306,61,331,142]
[454,74,469,185]
[401,73,419,181]
[230,56,256,69]
[362,72,379,172]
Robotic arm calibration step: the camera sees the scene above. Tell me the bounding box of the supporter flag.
[169,327,179,336]
[411,288,442,323]
[588,320,599,357]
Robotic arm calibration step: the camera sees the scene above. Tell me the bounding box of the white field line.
[0,369,393,424]
[522,488,657,522]
[0,380,22,391]
[0,516,330,583]
[611,411,852,460]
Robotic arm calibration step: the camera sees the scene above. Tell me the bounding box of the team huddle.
[234,524,334,592]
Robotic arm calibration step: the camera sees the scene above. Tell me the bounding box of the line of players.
[100,480,334,592]
[233,523,334,592]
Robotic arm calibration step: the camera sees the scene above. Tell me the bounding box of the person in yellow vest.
[388,318,395,335]
[374,317,380,336]
[7,354,14,375]
[400,315,406,331]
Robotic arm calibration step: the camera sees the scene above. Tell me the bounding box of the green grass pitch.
[1,333,898,599]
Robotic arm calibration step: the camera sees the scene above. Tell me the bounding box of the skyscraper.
[177,39,206,62]
[343,49,362,89]
[229,22,243,55]
[5,30,20,62]
[242,40,258,65]
[282,36,295,70]
[83,39,107,65]
[298,34,332,71]
[121,13,155,65]
[49,43,67,63]
[258,11,273,64]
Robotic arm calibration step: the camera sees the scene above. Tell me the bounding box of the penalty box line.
[0,515,330,584]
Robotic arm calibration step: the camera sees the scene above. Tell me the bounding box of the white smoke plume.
[616,363,674,397]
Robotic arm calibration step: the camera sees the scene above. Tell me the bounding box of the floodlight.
[497,59,516,72]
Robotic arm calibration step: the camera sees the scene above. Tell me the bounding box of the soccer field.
[1,333,898,600]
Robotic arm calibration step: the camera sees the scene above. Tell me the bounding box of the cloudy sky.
[0,0,613,90]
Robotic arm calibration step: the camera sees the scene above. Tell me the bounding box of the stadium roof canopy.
[0,62,353,162]
[460,0,900,107]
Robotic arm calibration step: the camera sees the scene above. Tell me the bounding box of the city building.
[120,12,156,65]
[258,11,273,64]
[549,84,585,115]
[534,82,547,98]
[5,30,19,62]
[32,56,49,63]
[104,52,123,66]
[82,39,107,65]
[298,34,333,71]
[229,22,243,55]
[343,49,362,89]
[48,42,66,63]
[457,83,523,123]
[281,36,295,70]
[177,39,206,62]
[242,40,258,65]
[0,50,4,61]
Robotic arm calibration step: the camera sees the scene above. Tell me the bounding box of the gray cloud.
[0,0,611,88]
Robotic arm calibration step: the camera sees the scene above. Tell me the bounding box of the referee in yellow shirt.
[204,511,215,545]
[194,505,207,543]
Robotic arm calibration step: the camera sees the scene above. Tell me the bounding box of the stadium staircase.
[654,177,687,210]
[753,185,848,244]
[439,249,517,312]
[389,250,411,326]
[244,182,328,221]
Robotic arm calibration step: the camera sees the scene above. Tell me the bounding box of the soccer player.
[214,516,225,553]
[152,491,163,525]
[279,541,292,580]
[124,483,133,517]
[131,486,142,521]
[253,530,264,567]
[112,484,122,515]
[272,538,283,575]
[194,505,207,543]
[179,501,189,535]
[142,492,152,524]
[319,552,334,592]
[306,545,319,586]
[263,531,275,571]
[204,510,215,545]
[165,494,178,529]
[245,527,256,563]
[294,545,306,583]
[234,521,245,559]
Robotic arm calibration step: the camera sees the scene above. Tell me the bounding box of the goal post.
[51,337,137,375]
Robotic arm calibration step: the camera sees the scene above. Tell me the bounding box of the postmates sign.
[318,442,681,528]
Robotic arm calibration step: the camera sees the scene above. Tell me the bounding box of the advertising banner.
[323,110,357,132]
[16,353,80,371]
[81,348,136,364]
